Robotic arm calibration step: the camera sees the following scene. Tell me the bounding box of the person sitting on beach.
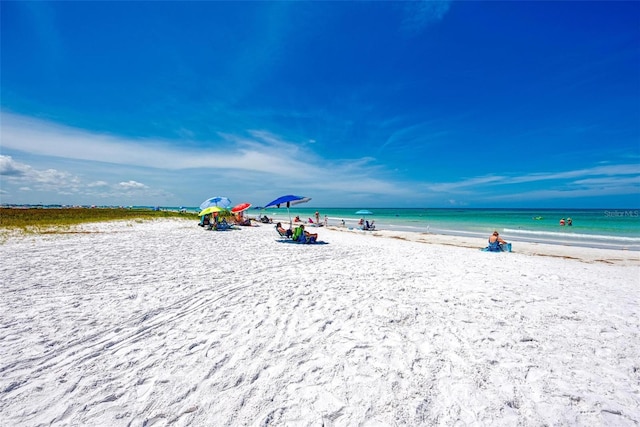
[364,220,375,230]
[292,224,317,243]
[276,222,293,238]
[235,213,251,226]
[199,214,211,227]
[261,215,272,223]
[237,218,251,226]
[294,216,301,223]
[487,231,508,252]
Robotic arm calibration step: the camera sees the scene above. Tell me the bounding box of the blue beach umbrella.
[199,196,232,211]
[264,194,311,226]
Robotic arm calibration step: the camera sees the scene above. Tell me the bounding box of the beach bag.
[292,227,303,241]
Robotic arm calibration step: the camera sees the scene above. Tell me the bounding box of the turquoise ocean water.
[176,207,640,251]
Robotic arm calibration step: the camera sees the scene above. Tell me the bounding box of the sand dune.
[1,219,638,426]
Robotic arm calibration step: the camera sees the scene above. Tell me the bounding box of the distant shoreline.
[264,212,640,252]
[2,206,638,252]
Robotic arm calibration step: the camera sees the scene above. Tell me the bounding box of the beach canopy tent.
[199,196,232,211]
[264,195,311,226]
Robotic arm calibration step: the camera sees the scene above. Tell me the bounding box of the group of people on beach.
[559,217,573,226]
[276,222,318,243]
[358,218,376,231]
[292,211,328,227]
[198,211,251,229]
[199,208,515,252]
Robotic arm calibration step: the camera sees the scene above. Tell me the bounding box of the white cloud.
[421,163,640,204]
[0,154,31,177]
[2,112,637,207]
[507,164,640,184]
[426,163,640,194]
[0,112,411,203]
[486,185,640,202]
[118,181,147,189]
[0,154,153,202]
[1,155,76,190]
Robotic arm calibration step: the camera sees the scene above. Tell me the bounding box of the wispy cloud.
[2,111,637,207]
[486,185,640,202]
[0,112,413,204]
[1,112,365,179]
[424,164,640,203]
[507,164,640,184]
[378,121,450,155]
[401,0,452,36]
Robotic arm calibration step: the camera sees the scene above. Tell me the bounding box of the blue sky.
[1,1,639,208]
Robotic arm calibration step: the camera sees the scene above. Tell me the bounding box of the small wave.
[503,228,640,243]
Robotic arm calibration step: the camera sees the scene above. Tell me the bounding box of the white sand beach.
[1,218,638,426]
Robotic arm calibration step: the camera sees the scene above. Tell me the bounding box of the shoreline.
[328,227,640,266]
[3,216,637,266]
[261,214,640,263]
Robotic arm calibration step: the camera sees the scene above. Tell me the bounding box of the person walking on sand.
[315,211,320,225]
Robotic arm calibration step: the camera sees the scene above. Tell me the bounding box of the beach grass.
[0,207,196,232]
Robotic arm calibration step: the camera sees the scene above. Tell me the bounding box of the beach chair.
[275,225,326,244]
[275,225,293,239]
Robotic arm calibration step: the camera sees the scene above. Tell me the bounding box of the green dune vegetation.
[0,207,197,234]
